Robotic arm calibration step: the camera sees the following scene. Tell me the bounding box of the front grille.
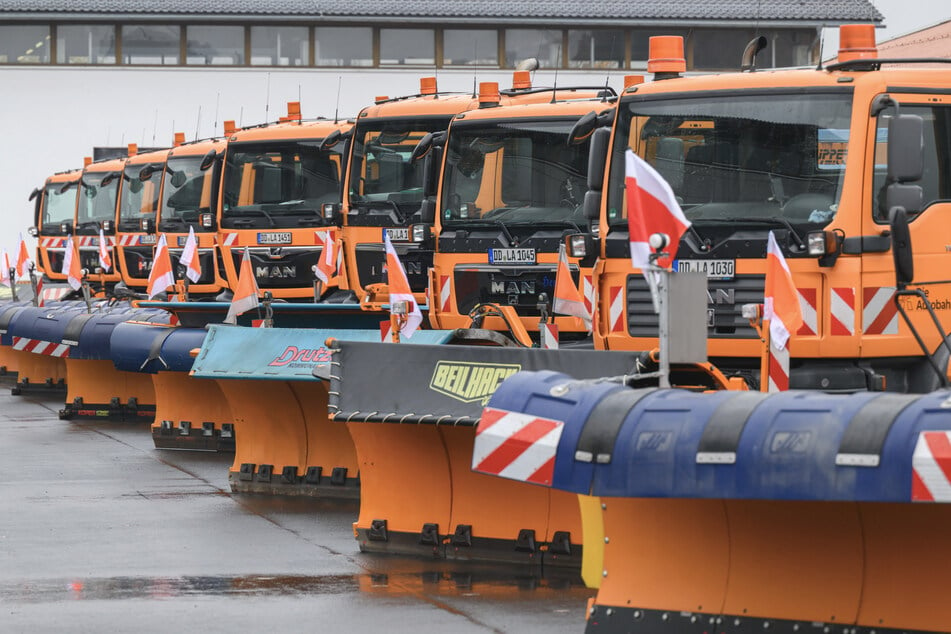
[354,244,431,293]
[229,248,322,289]
[454,265,562,317]
[626,273,764,339]
[122,247,153,280]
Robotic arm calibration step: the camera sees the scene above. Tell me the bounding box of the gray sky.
[822,0,951,57]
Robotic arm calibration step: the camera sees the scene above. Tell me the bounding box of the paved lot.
[0,385,593,633]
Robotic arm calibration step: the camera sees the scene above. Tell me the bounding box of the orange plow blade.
[151,373,234,451]
[61,358,155,421]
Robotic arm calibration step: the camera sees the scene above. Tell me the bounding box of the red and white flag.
[0,250,11,287]
[384,233,422,338]
[62,236,83,291]
[98,228,112,272]
[314,229,337,285]
[224,247,261,324]
[625,149,690,272]
[146,234,175,299]
[552,243,591,331]
[764,231,803,351]
[179,226,202,283]
[16,234,32,278]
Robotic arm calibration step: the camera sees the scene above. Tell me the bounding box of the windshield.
[349,117,450,222]
[77,174,118,228]
[41,182,78,226]
[441,119,589,228]
[162,156,215,222]
[221,140,343,218]
[608,90,854,228]
[119,164,163,221]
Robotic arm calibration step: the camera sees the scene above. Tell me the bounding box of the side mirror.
[568,111,598,146]
[58,181,76,194]
[587,127,611,192]
[887,114,924,183]
[411,132,435,162]
[886,183,923,216]
[421,146,443,199]
[889,206,914,289]
[139,165,156,181]
[419,199,436,225]
[101,171,119,187]
[199,150,217,171]
[319,130,342,151]
[170,170,187,188]
[28,187,41,202]
[583,190,602,220]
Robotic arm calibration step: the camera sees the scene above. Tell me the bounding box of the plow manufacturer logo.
[429,361,521,405]
[268,345,332,368]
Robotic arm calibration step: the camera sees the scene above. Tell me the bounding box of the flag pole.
[29,266,39,307]
[647,233,672,388]
[9,266,17,302]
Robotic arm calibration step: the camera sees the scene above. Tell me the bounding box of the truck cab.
[74,156,126,293]
[217,109,352,301]
[30,166,82,284]
[589,26,951,392]
[114,145,170,293]
[424,94,614,343]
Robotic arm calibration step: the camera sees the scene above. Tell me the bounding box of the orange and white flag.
[314,229,337,285]
[98,228,112,272]
[0,250,11,287]
[179,226,202,283]
[552,242,592,331]
[224,247,261,324]
[16,234,32,278]
[384,233,422,338]
[764,231,803,350]
[146,234,175,299]
[62,236,83,291]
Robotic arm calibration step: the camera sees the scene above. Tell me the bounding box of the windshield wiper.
[449,218,517,247]
[353,199,406,224]
[227,208,277,227]
[720,216,805,249]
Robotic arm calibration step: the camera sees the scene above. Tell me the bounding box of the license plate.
[385,228,409,242]
[140,235,157,245]
[177,236,188,247]
[676,259,734,279]
[488,248,536,265]
[257,232,292,245]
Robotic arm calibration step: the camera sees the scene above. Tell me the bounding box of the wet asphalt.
[0,383,594,633]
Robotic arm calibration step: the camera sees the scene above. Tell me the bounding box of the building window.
[693,29,757,71]
[505,29,561,69]
[443,29,498,66]
[0,25,50,63]
[380,28,435,65]
[630,28,688,68]
[121,25,180,64]
[765,30,817,67]
[57,24,116,64]
[186,25,244,65]
[568,29,625,69]
[251,26,308,66]
[315,26,372,67]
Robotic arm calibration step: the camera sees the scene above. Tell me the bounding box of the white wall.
[0,65,622,255]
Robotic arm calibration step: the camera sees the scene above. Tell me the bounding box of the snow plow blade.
[191,326,452,497]
[5,302,91,395]
[326,340,681,567]
[485,370,951,633]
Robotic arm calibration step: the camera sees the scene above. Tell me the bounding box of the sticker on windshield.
[385,228,409,242]
[257,232,292,245]
[675,259,734,279]
[489,248,537,265]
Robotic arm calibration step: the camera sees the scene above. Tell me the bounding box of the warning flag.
[62,236,83,291]
[314,229,337,285]
[179,226,202,283]
[98,228,112,273]
[764,231,803,350]
[224,247,261,325]
[0,250,10,287]
[552,242,591,330]
[384,232,422,338]
[16,234,32,278]
[146,234,175,299]
[625,149,690,271]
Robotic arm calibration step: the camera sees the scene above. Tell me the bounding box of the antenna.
[213,92,220,136]
[194,105,202,141]
[298,84,302,112]
[333,76,342,124]
[265,72,271,122]
[152,109,158,145]
[602,74,610,102]
[816,28,826,70]
[472,38,478,98]
[239,106,244,128]
[551,41,562,104]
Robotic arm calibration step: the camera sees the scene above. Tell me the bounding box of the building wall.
[0,65,619,248]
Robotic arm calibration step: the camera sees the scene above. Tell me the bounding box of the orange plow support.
[150,373,234,451]
[586,499,951,632]
[0,343,20,380]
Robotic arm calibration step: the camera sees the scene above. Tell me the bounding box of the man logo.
[430,361,521,405]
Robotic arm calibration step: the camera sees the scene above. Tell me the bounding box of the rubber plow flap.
[327,342,644,426]
[192,325,453,382]
[485,371,951,503]
[65,307,170,360]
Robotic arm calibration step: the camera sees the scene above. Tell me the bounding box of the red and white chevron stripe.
[438,275,451,313]
[12,336,71,357]
[222,232,238,246]
[831,287,856,336]
[797,288,817,336]
[473,407,564,485]
[380,320,393,343]
[912,431,951,502]
[117,234,140,247]
[582,274,595,317]
[863,287,898,335]
[608,286,625,333]
[40,287,72,302]
[766,340,790,392]
[540,323,558,349]
[40,237,66,248]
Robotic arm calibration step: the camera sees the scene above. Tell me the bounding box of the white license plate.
[257,232,292,245]
[177,236,188,247]
[140,235,157,245]
[385,228,409,242]
[676,259,734,279]
[488,248,536,264]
